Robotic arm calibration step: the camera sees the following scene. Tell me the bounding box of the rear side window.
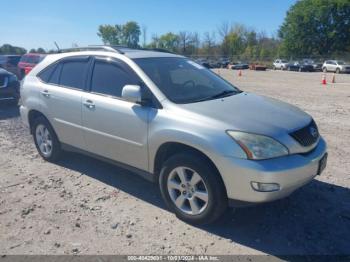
[38,64,57,82]
[91,60,138,97]
[59,60,89,90]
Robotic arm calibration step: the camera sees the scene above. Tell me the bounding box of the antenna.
[54,42,60,51]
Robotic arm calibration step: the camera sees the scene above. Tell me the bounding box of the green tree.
[29,47,46,53]
[0,44,26,55]
[122,21,141,48]
[279,0,350,56]
[97,24,122,45]
[158,32,180,52]
[97,21,140,48]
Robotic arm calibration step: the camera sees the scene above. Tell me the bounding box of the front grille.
[0,75,8,87]
[290,120,319,147]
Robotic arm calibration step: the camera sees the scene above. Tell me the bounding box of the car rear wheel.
[159,153,227,225]
[32,116,61,162]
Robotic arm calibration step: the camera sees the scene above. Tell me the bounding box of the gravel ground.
[0,70,349,256]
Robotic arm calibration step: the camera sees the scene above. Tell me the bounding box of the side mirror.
[121,85,142,104]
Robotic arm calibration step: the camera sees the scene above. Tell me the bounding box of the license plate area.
[317,153,328,175]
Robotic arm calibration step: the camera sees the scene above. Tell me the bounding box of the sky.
[1,0,297,51]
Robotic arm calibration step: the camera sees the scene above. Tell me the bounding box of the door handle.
[83,100,95,109]
[41,90,50,98]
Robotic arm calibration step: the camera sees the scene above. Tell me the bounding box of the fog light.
[251,182,280,192]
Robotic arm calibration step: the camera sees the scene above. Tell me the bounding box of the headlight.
[227,131,289,160]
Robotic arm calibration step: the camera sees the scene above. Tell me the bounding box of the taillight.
[24,67,32,75]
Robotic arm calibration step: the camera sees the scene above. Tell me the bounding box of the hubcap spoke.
[194,190,208,202]
[175,167,187,184]
[190,172,202,186]
[175,194,186,208]
[168,180,181,190]
[189,198,200,214]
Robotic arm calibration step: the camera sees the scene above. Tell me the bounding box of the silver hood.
[180,92,312,137]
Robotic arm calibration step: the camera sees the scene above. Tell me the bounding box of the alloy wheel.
[35,124,53,157]
[167,166,209,215]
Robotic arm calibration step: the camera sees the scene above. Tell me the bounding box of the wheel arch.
[28,110,51,134]
[153,142,224,186]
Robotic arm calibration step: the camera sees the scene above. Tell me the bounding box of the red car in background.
[17,53,46,79]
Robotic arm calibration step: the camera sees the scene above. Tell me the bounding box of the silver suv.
[322,60,350,74]
[20,46,328,224]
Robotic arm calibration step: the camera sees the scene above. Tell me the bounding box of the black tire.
[159,153,227,225]
[32,116,62,162]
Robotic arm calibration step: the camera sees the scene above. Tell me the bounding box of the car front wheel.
[159,153,227,225]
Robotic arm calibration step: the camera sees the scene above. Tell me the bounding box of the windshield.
[134,57,240,104]
[337,61,345,65]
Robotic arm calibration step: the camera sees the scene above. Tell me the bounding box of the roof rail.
[57,46,124,54]
[55,45,174,55]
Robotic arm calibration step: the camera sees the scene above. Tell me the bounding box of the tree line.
[97,0,350,61]
[1,0,349,62]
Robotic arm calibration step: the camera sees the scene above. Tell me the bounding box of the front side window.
[90,60,138,98]
[59,60,89,90]
[134,57,240,104]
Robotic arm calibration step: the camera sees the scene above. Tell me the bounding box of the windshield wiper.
[191,90,241,103]
[209,90,239,99]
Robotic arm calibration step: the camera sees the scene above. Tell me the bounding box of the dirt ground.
[0,70,349,256]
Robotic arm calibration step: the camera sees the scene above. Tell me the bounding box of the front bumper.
[215,137,327,204]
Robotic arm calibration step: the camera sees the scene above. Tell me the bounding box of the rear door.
[37,56,90,150]
[81,56,151,171]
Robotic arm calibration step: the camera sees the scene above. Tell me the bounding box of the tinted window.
[91,60,138,97]
[49,63,61,84]
[59,60,88,90]
[38,64,56,82]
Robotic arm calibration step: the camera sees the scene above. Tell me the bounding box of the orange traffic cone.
[331,73,336,84]
[321,74,327,85]
[238,70,242,77]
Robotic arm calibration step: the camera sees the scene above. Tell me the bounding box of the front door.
[81,57,150,171]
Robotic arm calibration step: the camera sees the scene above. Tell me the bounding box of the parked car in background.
[273,59,289,70]
[17,53,46,79]
[302,59,322,71]
[322,60,350,74]
[0,68,20,105]
[194,58,211,69]
[208,59,221,69]
[218,58,230,68]
[249,63,267,71]
[229,62,249,70]
[0,55,22,77]
[287,61,314,72]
